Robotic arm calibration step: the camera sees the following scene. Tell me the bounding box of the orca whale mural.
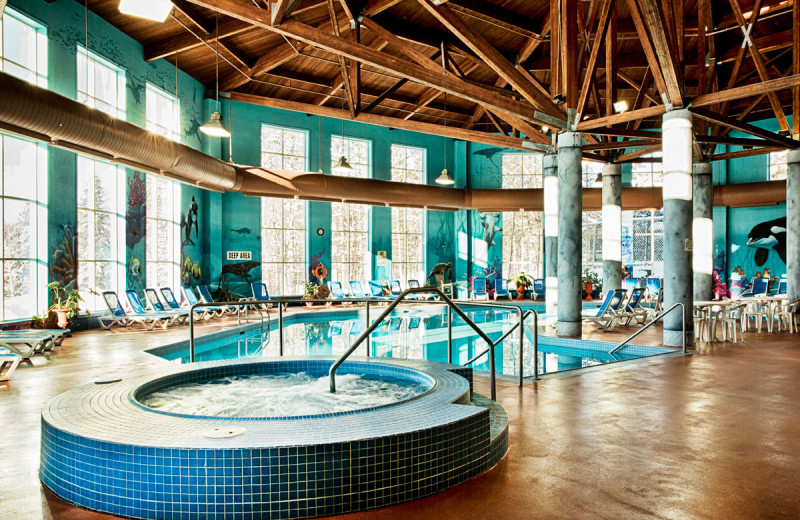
[746,217,786,266]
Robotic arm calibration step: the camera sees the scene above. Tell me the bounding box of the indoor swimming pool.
[149,304,673,378]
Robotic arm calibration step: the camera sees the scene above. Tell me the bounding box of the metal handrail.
[608,302,687,355]
[189,300,271,362]
[461,308,539,384]
[329,287,503,400]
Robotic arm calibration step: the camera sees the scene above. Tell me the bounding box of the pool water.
[140,372,428,418]
[153,305,671,378]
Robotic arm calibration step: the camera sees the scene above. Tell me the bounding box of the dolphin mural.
[746,216,786,266]
[479,212,502,247]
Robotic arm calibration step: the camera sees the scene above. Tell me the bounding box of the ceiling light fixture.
[552,93,566,105]
[436,91,454,185]
[332,87,353,174]
[200,13,230,138]
[118,0,174,23]
[613,100,629,113]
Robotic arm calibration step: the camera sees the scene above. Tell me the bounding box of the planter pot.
[515,286,525,300]
[51,308,71,329]
[584,283,593,301]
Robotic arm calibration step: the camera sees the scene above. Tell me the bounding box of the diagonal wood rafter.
[690,107,797,148]
[576,0,615,120]
[637,0,683,106]
[623,0,669,104]
[414,0,562,118]
[327,0,357,117]
[272,0,303,26]
[220,39,305,91]
[728,0,790,131]
[170,0,250,69]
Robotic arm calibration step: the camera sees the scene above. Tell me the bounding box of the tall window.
[627,153,664,278]
[146,175,180,291]
[260,125,307,295]
[502,154,543,279]
[145,83,180,141]
[0,134,48,320]
[331,136,370,283]
[582,161,603,277]
[769,150,788,180]
[77,45,126,119]
[391,145,425,283]
[77,156,125,310]
[0,7,47,87]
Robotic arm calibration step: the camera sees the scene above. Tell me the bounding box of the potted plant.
[582,269,602,301]
[303,262,330,307]
[510,271,534,300]
[44,281,86,329]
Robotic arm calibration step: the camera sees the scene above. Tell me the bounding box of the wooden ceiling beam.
[708,146,785,161]
[589,128,661,138]
[145,18,252,62]
[327,0,356,117]
[561,0,579,107]
[584,138,659,150]
[625,67,653,132]
[690,107,798,147]
[695,135,780,147]
[716,0,793,29]
[605,3,617,119]
[445,1,543,40]
[576,0,614,119]
[272,0,303,26]
[693,73,800,107]
[616,143,661,162]
[623,0,669,102]
[637,0,683,106]
[414,0,562,118]
[577,104,667,131]
[228,91,539,152]
[794,0,799,137]
[220,40,304,91]
[617,71,658,104]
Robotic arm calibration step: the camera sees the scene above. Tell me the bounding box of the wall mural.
[470,147,503,186]
[218,261,260,296]
[728,214,786,293]
[180,253,201,286]
[51,223,77,292]
[128,257,143,295]
[479,212,501,247]
[746,217,786,266]
[126,171,146,249]
[180,196,199,246]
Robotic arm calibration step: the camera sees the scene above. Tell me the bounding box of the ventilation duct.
[0,71,788,212]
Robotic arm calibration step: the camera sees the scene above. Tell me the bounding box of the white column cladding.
[661,109,694,347]
[692,162,713,301]
[557,132,583,336]
[787,149,800,302]
[602,163,622,294]
[543,154,558,316]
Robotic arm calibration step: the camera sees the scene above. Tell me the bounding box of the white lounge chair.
[98,291,173,330]
[583,289,627,332]
[0,351,21,381]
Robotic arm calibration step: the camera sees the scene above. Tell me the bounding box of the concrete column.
[692,162,713,301]
[602,163,622,293]
[788,149,800,302]
[543,154,558,316]
[557,132,583,337]
[662,109,694,347]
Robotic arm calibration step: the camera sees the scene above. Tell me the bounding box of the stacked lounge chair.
[471,278,489,300]
[99,291,174,330]
[197,284,238,316]
[582,289,627,331]
[181,286,226,319]
[127,290,187,326]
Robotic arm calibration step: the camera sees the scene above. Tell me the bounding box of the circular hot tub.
[40,357,508,520]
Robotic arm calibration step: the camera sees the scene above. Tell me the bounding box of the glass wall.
[626,153,664,279]
[582,161,603,277]
[260,125,307,295]
[145,83,180,141]
[331,136,371,283]
[145,176,180,292]
[501,153,543,280]
[390,144,425,284]
[77,45,126,118]
[0,7,47,87]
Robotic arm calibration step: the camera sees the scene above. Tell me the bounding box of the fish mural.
[479,212,502,247]
[231,227,252,235]
[180,196,199,246]
[747,217,786,266]
[472,147,504,172]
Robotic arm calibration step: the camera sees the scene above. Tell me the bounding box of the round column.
[602,162,622,294]
[692,162,713,301]
[543,154,559,316]
[788,149,800,302]
[662,109,694,347]
[557,132,583,337]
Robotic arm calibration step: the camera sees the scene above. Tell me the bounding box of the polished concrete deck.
[2,308,798,519]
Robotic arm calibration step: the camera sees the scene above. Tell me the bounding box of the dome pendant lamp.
[200,13,230,138]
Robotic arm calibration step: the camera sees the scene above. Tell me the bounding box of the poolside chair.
[98,291,172,330]
[0,329,70,347]
[582,289,627,332]
[616,288,648,326]
[127,290,187,326]
[389,317,403,331]
[777,277,787,296]
[408,279,435,300]
[328,321,345,337]
[350,281,368,299]
[197,284,238,316]
[181,286,224,320]
[329,281,352,306]
[145,288,169,312]
[250,283,273,309]
[773,299,799,333]
[532,279,545,300]
[390,280,403,297]
[368,280,386,298]
[643,288,664,319]
[0,333,59,359]
[471,278,489,300]
[433,274,454,299]
[494,278,511,300]
[159,287,182,310]
[0,350,21,381]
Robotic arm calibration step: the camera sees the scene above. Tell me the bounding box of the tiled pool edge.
[40,357,507,520]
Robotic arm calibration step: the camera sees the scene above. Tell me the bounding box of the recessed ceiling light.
[119,0,174,23]
[613,100,629,113]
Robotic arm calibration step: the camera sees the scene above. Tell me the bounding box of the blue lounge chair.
[533,279,545,300]
[408,279,434,300]
[350,281,367,299]
[350,320,364,335]
[181,286,224,320]
[748,277,769,296]
[159,287,182,310]
[249,282,273,310]
[471,278,489,300]
[145,288,168,312]
[624,278,637,292]
[99,291,172,331]
[389,317,403,331]
[617,288,648,325]
[0,351,21,381]
[494,278,511,300]
[126,289,187,325]
[329,281,352,306]
[368,280,385,298]
[409,316,421,329]
[390,280,403,296]
[777,277,787,295]
[582,289,627,331]
[197,284,237,316]
[647,277,661,298]
[328,321,345,337]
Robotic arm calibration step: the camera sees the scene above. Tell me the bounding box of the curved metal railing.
[608,302,687,355]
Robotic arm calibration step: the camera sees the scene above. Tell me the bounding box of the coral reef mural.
[180,196,199,246]
[180,254,201,285]
[51,223,77,292]
[128,258,143,296]
[126,171,146,249]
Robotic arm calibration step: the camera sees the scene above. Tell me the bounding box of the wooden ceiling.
[82,0,800,160]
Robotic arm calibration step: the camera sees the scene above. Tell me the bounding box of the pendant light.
[200,13,230,138]
[332,90,353,174]
[436,91,454,185]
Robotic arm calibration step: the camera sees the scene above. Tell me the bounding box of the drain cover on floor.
[94,378,122,384]
[203,427,246,439]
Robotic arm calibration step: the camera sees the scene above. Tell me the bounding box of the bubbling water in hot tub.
[141,372,428,418]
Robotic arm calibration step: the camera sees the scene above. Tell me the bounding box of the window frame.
[769,149,788,181]
[76,44,126,119]
[145,82,180,142]
[0,7,48,88]
[501,153,544,279]
[145,174,181,294]
[390,144,426,284]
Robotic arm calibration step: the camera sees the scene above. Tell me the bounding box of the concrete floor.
[2,309,799,520]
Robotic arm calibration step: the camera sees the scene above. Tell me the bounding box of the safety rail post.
[365,301,371,357]
[447,306,453,364]
[278,303,284,356]
[608,302,687,355]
